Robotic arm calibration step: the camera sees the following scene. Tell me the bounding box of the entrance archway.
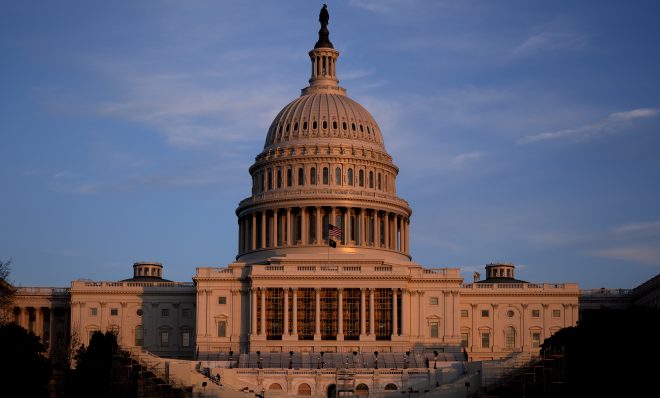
[327,384,336,398]
[355,384,369,396]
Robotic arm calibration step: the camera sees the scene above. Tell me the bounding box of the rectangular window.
[552,309,561,318]
[218,296,227,305]
[532,309,540,318]
[460,309,469,318]
[135,326,144,346]
[430,297,439,305]
[218,321,227,337]
[160,331,169,347]
[110,308,118,316]
[89,307,98,316]
[461,332,469,347]
[182,308,191,318]
[532,332,541,348]
[430,322,439,338]
[481,309,489,317]
[182,331,190,348]
[161,308,169,317]
[481,332,490,348]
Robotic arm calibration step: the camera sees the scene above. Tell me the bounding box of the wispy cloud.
[517,108,660,144]
[513,30,588,57]
[611,220,660,235]
[588,246,660,267]
[451,151,484,166]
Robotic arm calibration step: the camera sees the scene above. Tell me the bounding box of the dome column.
[286,208,292,246]
[343,208,349,245]
[251,213,257,250]
[261,211,267,249]
[273,209,279,247]
[373,210,379,247]
[316,207,322,244]
[301,206,308,245]
[384,212,390,249]
[392,288,398,338]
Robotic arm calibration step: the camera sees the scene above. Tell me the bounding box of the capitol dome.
[235,12,412,262]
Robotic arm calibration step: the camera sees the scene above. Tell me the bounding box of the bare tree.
[0,258,17,324]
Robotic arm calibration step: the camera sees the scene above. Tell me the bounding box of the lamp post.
[464,381,470,398]
[289,351,294,369]
[433,350,438,369]
[404,351,410,369]
[229,350,234,369]
[257,350,262,369]
[374,351,379,369]
[320,351,325,369]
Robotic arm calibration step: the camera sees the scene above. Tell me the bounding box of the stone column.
[452,291,459,339]
[359,209,365,246]
[205,291,211,337]
[283,288,289,338]
[251,288,258,337]
[251,213,257,250]
[261,211,267,248]
[392,289,398,337]
[314,288,321,340]
[521,304,528,350]
[360,288,367,338]
[542,304,549,340]
[372,211,378,246]
[48,307,55,350]
[401,289,408,336]
[273,209,279,247]
[316,207,322,244]
[260,289,266,337]
[286,208,292,246]
[443,292,449,339]
[343,209,349,245]
[369,289,375,336]
[384,213,390,249]
[301,207,307,245]
[491,304,499,351]
[337,289,344,340]
[418,291,424,338]
[292,289,298,338]
[470,304,478,351]
[237,218,242,253]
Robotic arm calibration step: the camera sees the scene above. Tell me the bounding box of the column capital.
[470,303,478,308]
[542,304,550,308]
[491,303,499,309]
[521,303,529,309]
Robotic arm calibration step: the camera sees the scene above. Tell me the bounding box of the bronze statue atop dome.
[314,4,333,49]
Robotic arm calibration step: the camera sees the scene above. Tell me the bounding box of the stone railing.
[72,281,194,289]
[580,288,633,297]
[462,282,579,290]
[16,287,70,295]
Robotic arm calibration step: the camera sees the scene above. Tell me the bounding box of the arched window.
[135,325,144,346]
[505,326,516,349]
[347,169,353,185]
[298,383,311,395]
[369,171,374,188]
[335,167,342,185]
[342,121,347,130]
[303,121,308,130]
[323,167,329,185]
[310,167,317,185]
[355,384,369,396]
[267,169,272,190]
[298,168,304,186]
[312,120,317,130]
[269,383,283,390]
[322,120,327,129]
[384,384,398,391]
[359,170,364,187]
[287,168,293,187]
[332,121,338,130]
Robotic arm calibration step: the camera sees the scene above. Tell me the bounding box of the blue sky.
[1,0,659,289]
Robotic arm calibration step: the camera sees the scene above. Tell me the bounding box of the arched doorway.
[297,383,311,395]
[385,383,398,390]
[269,383,283,390]
[355,384,369,396]
[327,384,336,398]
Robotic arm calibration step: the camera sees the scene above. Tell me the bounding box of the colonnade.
[12,306,68,348]
[250,287,409,341]
[238,206,410,255]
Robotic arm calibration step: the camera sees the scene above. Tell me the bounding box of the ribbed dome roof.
[264,93,385,150]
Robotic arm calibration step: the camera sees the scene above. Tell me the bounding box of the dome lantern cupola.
[304,4,343,96]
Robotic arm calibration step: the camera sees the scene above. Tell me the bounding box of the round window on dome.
[322,121,327,129]
[360,124,364,132]
[332,121,337,130]
[286,124,290,133]
[312,121,317,130]
[303,121,308,130]
[342,122,347,130]
[352,123,356,131]
[507,310,515,318]
[294,122,298,132]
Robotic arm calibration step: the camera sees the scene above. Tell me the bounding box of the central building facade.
[193,17,466,355]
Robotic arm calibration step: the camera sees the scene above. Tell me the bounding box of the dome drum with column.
[235,13,412,263]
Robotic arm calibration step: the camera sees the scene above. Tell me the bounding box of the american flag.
[328,224,342,240]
